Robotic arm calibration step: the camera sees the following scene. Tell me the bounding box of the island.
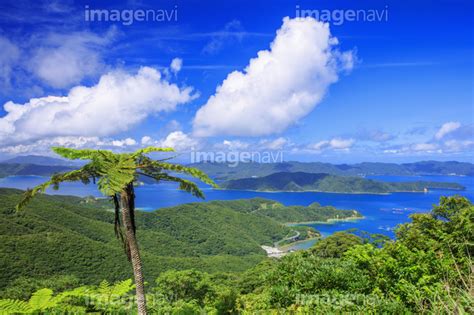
[220,172,465,193]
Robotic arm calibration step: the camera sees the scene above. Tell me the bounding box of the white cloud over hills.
[193,16,354,137]
[309,138,355,151]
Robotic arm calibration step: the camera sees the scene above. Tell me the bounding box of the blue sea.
[1,174,473,248]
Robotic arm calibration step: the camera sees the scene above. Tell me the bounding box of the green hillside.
[0,196,471,314]
[0,189,359,291]
[221,172,465,193]
[191,160,474,180]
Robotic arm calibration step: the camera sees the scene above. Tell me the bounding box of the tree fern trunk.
[120,187,147,315]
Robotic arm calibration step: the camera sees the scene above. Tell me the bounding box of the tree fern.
[14,146,217,315]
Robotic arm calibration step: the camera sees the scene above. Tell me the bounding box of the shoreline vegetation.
[264,214,365,257]
[286,214,365,226]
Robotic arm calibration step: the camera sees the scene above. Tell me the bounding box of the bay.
[1,174,472,244]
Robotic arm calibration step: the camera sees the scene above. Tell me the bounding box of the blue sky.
[0,0,472,163]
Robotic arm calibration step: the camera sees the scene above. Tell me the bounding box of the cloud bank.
[0,67,197,146]
[193,16,354,137]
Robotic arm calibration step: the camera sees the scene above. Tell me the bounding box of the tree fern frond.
[139,172,205,198]
[110,279,135,296]
[28,288,55,310]
[139,157,217,188]
[132,146,175,157]
[98,280,110,295]
[16,169,93,211]
[0,299,31,313]
[96,156,136,196]
[51,147,111,160]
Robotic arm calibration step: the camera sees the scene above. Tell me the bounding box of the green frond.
[132,146,175,157]
[110,279,135,296]
[15,180,53,211]
[96,155,136,196]
[142,172,205,198]
[52,147,112,160]
[139,158,218,188]
[16,146,216,213]
[28,288,56,310]
[52,286,90,305]
[98,280,110,295]
[16,169,93,211]
[0,299,31,313]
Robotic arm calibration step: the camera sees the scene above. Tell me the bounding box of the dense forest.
[221,172,465,193]
[0,189,360,296]
[0,195,472,313]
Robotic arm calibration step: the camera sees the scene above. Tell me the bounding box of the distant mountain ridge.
[221,172,465,193]
[1,157,472,180]
[192,160,474,180]
[0,163,74,178]
[1,155,76,166]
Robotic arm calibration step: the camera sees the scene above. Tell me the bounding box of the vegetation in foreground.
[0,189,358,293]
[0,195,472,314]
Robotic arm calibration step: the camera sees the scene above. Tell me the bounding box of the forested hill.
[192,160,474,179]
[221,172,465,193]
[0,189,359,291]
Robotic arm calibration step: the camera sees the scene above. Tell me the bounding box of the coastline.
[285,215,365,226]
[217,187,464,195]
[278,237,320,251]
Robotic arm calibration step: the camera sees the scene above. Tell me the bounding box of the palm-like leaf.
[16,146,217,211]
[0,299,31,313]
[28,288,55,310]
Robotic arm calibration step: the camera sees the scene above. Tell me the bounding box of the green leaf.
[52,147,110,160]
[0,299,31,313]
[132,146,175,157]
[28,288,55,310]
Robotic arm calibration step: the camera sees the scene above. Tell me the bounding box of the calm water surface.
[1,175,472,245]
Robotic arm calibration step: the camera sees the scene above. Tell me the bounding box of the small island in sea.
[220,172,465,194]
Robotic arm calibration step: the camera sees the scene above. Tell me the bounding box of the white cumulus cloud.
[193,16,354,137]
[29,29,116,88]
[0,67,198,146]
[111,138,137,147]
[170,58,183,74]
[261,137,288,150]
[220,140,250,150]
[309,138,354,151]
[159,131,199,151]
